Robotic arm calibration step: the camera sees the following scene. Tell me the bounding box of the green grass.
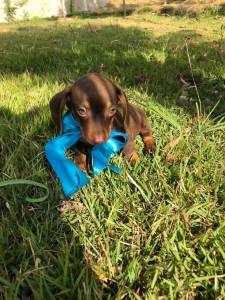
[0,12,225,299]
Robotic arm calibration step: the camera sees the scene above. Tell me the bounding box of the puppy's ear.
[115,85,129,130]
[49,86,71,134]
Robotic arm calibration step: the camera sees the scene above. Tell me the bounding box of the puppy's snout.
[92,135,106,145]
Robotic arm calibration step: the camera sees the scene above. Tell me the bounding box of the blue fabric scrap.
[45,112,128,198]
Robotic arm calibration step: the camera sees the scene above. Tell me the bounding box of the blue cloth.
[45,112,128,198]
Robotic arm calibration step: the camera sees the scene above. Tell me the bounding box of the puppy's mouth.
[79,134,109,146]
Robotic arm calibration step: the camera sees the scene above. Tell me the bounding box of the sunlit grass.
[0,11,224,299]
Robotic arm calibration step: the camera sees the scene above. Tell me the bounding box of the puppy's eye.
[109,107,117,116]
[77,107,87,117]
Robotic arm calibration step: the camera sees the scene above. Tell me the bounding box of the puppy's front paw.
[143,136,156,155]
[75,160,87,171]
[125,151,139,165]
[73,152,87,171]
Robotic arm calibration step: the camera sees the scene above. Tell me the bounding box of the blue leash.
[45,112,128,198]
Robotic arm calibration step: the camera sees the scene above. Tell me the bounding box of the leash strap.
[0,179,49,203]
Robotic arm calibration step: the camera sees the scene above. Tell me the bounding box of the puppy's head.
[50,73,128,145]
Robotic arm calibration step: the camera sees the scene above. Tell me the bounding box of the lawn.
[0,10,225,299]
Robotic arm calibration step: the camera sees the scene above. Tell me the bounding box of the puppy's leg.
[123,139,139,164]
[140,116,156,155]
[73,151,87,171]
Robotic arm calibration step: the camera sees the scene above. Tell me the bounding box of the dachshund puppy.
[50,73,156,170]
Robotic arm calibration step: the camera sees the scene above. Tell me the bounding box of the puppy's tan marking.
[143,136,156,154]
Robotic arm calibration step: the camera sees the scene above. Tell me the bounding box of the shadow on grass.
[217,3,225,16]
[0,18,225,297]
[0,106,104,299]
[0,20,224,116]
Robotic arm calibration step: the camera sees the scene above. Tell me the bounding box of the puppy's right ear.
[49,86,71,134]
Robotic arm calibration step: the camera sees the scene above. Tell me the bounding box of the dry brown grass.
[108,0,225,16]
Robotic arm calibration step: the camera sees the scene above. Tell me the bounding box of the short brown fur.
[50,73,156,168]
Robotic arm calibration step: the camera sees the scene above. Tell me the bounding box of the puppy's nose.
[93,135,106,144]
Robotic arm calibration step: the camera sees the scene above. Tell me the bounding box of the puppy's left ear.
[115,85,129,130]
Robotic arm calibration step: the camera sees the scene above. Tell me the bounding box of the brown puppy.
[50,73,156,170]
